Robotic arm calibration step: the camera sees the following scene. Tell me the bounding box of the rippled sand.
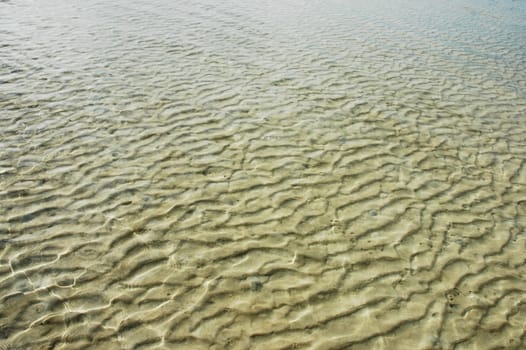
[1,0,526,349]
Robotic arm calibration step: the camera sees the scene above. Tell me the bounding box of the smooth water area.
[1,0,526,349]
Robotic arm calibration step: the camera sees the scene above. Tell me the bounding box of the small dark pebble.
[57,278,74,287]
[369,210,378,217]
[0,239,10,249]
[251,281,263,292]
[19,213,37,223]
[0,326,12,339]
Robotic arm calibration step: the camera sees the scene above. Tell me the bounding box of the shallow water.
[1,0,526,349]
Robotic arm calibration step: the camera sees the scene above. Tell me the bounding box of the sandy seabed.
[1,0,526,349]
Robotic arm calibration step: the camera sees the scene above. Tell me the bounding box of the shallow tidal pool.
[1,0,526,349]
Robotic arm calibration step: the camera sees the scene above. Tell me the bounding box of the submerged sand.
[1,0,526,349]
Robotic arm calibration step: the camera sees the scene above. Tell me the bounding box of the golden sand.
[1,0,525,349]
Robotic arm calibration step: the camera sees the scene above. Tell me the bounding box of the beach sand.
[1,0,526,349]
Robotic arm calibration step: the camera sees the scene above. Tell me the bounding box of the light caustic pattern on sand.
[1,0,526,349]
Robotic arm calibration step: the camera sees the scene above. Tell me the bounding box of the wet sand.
[1,0,526,349]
